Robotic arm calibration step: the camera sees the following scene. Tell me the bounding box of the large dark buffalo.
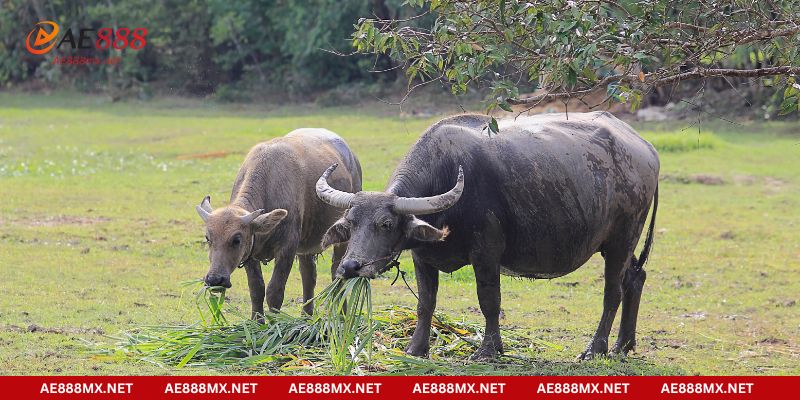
[196,129,362,317]
[316,112,659,360]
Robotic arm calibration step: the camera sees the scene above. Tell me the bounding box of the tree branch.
[507,67,800,105]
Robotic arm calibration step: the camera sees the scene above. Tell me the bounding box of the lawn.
[0,92,797,375]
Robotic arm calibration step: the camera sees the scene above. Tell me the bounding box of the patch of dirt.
[176,151,231,160]
[719,231,736,240]
[1,324,104,335]
[763,177,787,194]
[660,173,725,185]
[649,338,687,350]
[680,311,707,320]
[722,314,751,321]
[733,175,758,185]
[757,337,789,345]
[733,175,788,192]
[691,174,725,185]
[24,215,110,227]
[763,177,787,187]
[10,237,87,248]
[769,299,796,308]
[673,276,695,289]
[555,281,579,287]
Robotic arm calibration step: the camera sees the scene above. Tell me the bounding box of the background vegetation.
[355,0,800,115]
[2,1,798,117]
[1,0,412,100]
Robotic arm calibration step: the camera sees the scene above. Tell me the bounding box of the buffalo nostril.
[205,274,225,287]
[341,260,361,272]
[340,260,362,278]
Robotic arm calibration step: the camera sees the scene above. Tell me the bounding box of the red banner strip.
[4,376,797,400]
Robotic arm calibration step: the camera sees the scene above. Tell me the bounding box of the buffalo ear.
[252,209,287,234]
[405,217,449,242]
[322,218,350,249]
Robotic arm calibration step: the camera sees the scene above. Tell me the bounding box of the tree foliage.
[0,0,405,96]
[353,0,800,114]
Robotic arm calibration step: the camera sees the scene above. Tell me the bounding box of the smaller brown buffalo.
[195,129,362,318]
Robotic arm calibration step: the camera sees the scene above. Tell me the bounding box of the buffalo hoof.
[611,338,635,356]
[469,345,498,361]
[577,337,608,361]
[250,311,265,324]
[577,348,614,361]
[405,342,429,357]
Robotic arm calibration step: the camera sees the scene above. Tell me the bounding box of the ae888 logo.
[25,21,147,55]
[95,28,147,50]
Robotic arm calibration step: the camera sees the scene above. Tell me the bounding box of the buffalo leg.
[331,243,347,280]
[298,254,317,316]
[578,249,628,360]
[265,246,297,312]
[470,210,505,360]
[244,259,265,322]
[612,261,646,354]
[471,255,503,360]
[405,253,439,357]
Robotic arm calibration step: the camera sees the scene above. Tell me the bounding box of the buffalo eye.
[379,220,393,231]
[231,234,242,247]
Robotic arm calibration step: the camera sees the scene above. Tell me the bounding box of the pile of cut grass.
[90,278,554,375]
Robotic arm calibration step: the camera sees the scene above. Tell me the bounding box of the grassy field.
[0,92,798,375]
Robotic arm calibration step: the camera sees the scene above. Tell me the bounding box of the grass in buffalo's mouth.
[90,278,557,375]
[313,277,374,373]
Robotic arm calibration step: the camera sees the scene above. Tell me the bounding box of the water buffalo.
[196,129,362,317]
[316,111,659,360]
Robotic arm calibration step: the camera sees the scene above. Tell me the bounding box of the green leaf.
[783,83,798,99]
[566,66,578,86]
[488,117,499,134]
[177,340,202,368]
[778,96,798,116]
